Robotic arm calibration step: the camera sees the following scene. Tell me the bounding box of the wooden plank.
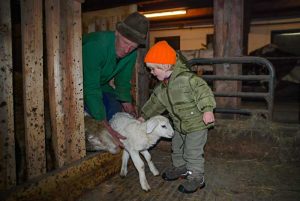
[213,0,244,118]
[95,18,107,31]
[3,152,121,201]
[74,0,85,3]
[68,0,85,160]
[136,49,150,115]
[88,23,96,33]
[61,0,85,162]
[108,16,118,31]
[136,15,149,114]
[45,0,66,168]
[0,0,16,189]
[20,0,46,179]
[136,34,150,115]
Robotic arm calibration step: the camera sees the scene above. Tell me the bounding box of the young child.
[138,41,216,193]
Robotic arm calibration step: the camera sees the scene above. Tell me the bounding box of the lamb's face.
[152,116,174,138]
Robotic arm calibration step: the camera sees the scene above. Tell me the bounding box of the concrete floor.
[77,148,300,201]
[77,83,300,201]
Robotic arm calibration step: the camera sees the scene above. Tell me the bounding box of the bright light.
[144,10,187,18]
[280,32,300,36]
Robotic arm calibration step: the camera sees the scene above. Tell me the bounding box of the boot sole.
[161,173,188,181]
[178,183,206,194]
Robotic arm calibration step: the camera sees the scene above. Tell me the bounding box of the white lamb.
[110,112,174,191]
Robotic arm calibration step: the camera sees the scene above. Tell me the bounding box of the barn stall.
[1,1,123,200]
[1,0,300,200]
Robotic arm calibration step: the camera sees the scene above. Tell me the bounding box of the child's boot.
[178,171,205,193]
[161,165,188,181]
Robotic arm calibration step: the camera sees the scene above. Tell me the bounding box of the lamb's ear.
[146,119,158,134]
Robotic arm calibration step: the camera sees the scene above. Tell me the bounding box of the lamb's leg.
[141,150,159,176]
[129,150,151,191]
[120,150,130,177]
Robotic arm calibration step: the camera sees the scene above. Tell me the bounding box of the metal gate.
[188,56,275,119]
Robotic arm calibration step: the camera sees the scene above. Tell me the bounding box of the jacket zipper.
[166,84,185,134]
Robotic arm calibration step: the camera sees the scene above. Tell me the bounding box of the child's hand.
[203,112,215,125]
[137,117,145,122]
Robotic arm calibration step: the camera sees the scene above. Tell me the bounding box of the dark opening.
[271,29,300,56]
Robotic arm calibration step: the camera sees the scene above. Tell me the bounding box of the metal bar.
[215,108,251,115]
[265,57,300,60]
[188,56,275,119]
[215,108,268,115]
[214,92,269,98]
[202,75,270,81]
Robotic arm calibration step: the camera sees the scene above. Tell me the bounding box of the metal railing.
[188,56,275,119]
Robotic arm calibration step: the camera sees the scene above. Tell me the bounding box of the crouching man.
[82,12,149,148]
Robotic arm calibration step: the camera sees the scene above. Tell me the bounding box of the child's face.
[147,63,172,81]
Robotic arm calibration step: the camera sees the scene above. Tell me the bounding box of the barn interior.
[0,0,300,201]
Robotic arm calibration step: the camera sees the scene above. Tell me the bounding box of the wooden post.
[214,0,244,118]
[243,0,251,55]
[136,35,150,114]
[20,0,46,178]
[0,0,16,189]
[136,49,150,114]
[45,0,66,168]
[61,0,85,162]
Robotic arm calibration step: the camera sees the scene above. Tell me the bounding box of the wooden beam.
[20,0,46,179]
[213,0,244,118]
[0,0,16,190]
[136,21,150,115]
[2,152,122,201]
[61,0,85,162]
[67,0,86,161]
[136,49,150,115]
[74,0,85,3]
[45,0,66,168]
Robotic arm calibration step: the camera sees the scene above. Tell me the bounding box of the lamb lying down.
[85,115,120,154]
[110,112,174,191]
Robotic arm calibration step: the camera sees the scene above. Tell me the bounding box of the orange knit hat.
[144,41,176,64]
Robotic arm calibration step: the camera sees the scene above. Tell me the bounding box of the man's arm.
[141,87,166,119]
[83,41,126,146]
[100,120,126,148]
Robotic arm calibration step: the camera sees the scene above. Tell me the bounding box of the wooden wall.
[45,0,85,168]
[82,5,137,33]
[0,0,85,190]
[0,0,16,190]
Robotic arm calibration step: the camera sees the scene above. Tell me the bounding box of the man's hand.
[137,117,145,122]
[101,120,126,148]
[203,111,215,125]
[121,102,137,117]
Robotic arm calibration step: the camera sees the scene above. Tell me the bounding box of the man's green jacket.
[83,31,137,120]
[141,56,216,134]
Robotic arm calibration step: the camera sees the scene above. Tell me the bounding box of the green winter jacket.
[82,31,137,120]
[141,55,216,134]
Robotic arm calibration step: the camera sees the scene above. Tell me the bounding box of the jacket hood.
[169,52,191,81]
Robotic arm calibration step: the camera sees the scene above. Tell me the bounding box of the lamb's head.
[146,115,174,138]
